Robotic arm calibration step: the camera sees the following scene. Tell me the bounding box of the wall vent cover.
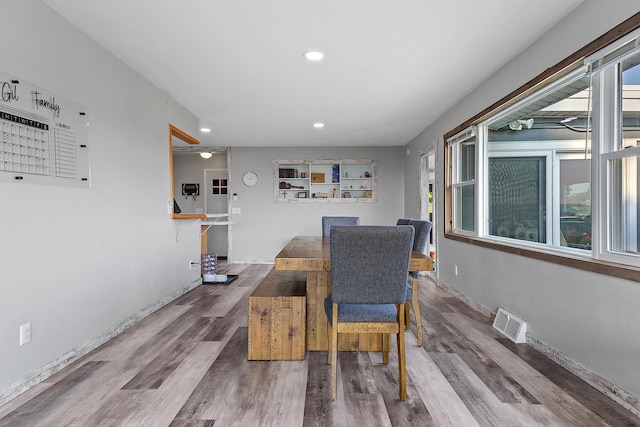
[492,308,527,343]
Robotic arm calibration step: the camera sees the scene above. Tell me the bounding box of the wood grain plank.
[430,352,538,426]
[425,317,540,405]
[371,348,437,427]
[82,303,192,362]
[0,361,108,427]
[173,328,253,423]
[88,341,223,426]
[498,338,640,427]
[203,285,253,317]
[121,316,217,390]
[444,312,612,426]
[338,352,393,427]
[304,351,341,426]
[404,342,481,427]
[203,288,252,342]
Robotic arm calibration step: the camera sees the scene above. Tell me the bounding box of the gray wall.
[228,146,405,263]
[405,0,640,402]
[0,0,202,398]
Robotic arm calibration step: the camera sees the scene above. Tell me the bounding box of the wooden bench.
[248,269,306,360]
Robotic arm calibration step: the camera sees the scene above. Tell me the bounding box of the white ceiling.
[41,0,582,148]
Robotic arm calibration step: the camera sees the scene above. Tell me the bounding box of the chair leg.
[327,322,332,365]
[404,299,410,330]
[412,276,422,346]
[398,303,407,401]
[331,303,339,400]
[382,333,389,364]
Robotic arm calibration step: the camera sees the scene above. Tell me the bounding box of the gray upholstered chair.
[321,216,360,237]
[324,225,414,400]
[397,219,432,346]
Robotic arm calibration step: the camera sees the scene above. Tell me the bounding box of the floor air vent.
[492,308,527,343]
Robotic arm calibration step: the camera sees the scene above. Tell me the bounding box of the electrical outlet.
[20,323,31,345]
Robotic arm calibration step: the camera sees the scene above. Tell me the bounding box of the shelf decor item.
[274,159,377,203]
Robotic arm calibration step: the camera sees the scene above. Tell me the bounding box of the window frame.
[444,12,640,283]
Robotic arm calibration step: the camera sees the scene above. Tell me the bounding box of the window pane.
[560,158,591,249]
[609,156,640,255]
[461,139,476,181]
[621,58,640,150]
[488,157,546,243]
[455,184,475,231]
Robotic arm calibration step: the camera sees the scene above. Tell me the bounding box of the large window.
[447,25,640,269]
[448,128,476,233]
[599,52,640,259]
[484,68,592,251]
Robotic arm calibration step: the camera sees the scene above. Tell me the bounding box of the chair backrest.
[409,219,432,254]
[330,225,414,305]
[396,218,411,226]
[322,216,360,237]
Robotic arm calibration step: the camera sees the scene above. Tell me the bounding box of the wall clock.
[242,171,259,187]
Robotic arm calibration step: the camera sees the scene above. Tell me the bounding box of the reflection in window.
[485,69,591,250]
[610,156,639,254]
[560,158,591,249]
[607,59,640,255]
[489,157,546,243]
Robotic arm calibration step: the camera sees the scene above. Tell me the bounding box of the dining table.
[274,235,434,352]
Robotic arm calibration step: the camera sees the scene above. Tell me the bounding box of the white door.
[420,146,437,275]
[204,169,229,257]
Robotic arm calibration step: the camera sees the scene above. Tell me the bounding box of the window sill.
[445,232,640,284]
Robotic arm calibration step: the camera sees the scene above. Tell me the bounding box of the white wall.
[0,0,202,401]
[228,146,405,263]
[405,0,640,404]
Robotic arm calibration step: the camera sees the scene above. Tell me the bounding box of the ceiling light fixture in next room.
[304,51,324,61]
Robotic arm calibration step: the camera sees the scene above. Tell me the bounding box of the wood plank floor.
[1,262,638,426]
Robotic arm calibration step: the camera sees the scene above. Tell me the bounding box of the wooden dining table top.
[274,235,433,272]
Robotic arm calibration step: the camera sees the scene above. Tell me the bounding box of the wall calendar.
[0,70,90,188]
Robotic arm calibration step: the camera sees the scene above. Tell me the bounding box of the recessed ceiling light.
[304,51,324,61]
[200,127,211,133]
[313,122,325,129]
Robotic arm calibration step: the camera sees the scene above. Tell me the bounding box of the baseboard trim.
[0,277,202,407]
[432,277,640,418]
[431,276,494,319]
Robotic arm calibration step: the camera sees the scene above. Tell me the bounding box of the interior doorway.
[204,168,229,258]
[420,144,437,274]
